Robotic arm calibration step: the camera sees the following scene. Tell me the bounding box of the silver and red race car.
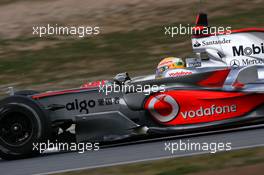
[0,13,264,160]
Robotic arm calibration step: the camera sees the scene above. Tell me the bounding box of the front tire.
[0,96,50,160]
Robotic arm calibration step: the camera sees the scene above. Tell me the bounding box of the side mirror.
[113,72,131,85]
[236,65,258,85]
[205,48,225,62]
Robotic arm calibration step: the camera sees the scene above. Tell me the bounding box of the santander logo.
[147,94,179,123]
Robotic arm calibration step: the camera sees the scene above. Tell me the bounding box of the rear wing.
[195,13,208,27]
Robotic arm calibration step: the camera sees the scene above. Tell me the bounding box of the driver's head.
[156,57,185,78]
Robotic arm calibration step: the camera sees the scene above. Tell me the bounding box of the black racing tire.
[0,96,50,160]
[0,148,39,160]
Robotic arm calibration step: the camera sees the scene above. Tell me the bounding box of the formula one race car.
[0,13,264,160]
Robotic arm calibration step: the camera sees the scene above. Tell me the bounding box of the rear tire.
[0,96,50,160]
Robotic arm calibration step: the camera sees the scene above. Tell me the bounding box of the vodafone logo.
[147,94,179,123]
[168,71,192,77]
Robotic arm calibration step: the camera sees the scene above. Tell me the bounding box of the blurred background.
[0,0,263,93]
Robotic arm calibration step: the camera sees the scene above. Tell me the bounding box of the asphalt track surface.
[1,125,264,175]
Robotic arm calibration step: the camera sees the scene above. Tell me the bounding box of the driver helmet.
[156,57,185,78]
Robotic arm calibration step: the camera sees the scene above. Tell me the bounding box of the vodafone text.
[168,71,192,77]
[181,105,237,119]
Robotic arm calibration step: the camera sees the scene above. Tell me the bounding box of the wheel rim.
[0,112,33,147]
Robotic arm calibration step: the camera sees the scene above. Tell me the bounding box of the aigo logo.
[147,94,179,123]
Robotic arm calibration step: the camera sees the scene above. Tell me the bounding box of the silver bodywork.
[28,29,264,142]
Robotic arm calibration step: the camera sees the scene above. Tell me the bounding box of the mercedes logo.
[230,59,240,68]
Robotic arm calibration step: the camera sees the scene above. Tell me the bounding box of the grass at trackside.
[0,7,263,90]
[0,27,189,84]
[55,147,264,175]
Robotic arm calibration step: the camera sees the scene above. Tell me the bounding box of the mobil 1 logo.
[233,43,264,57]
